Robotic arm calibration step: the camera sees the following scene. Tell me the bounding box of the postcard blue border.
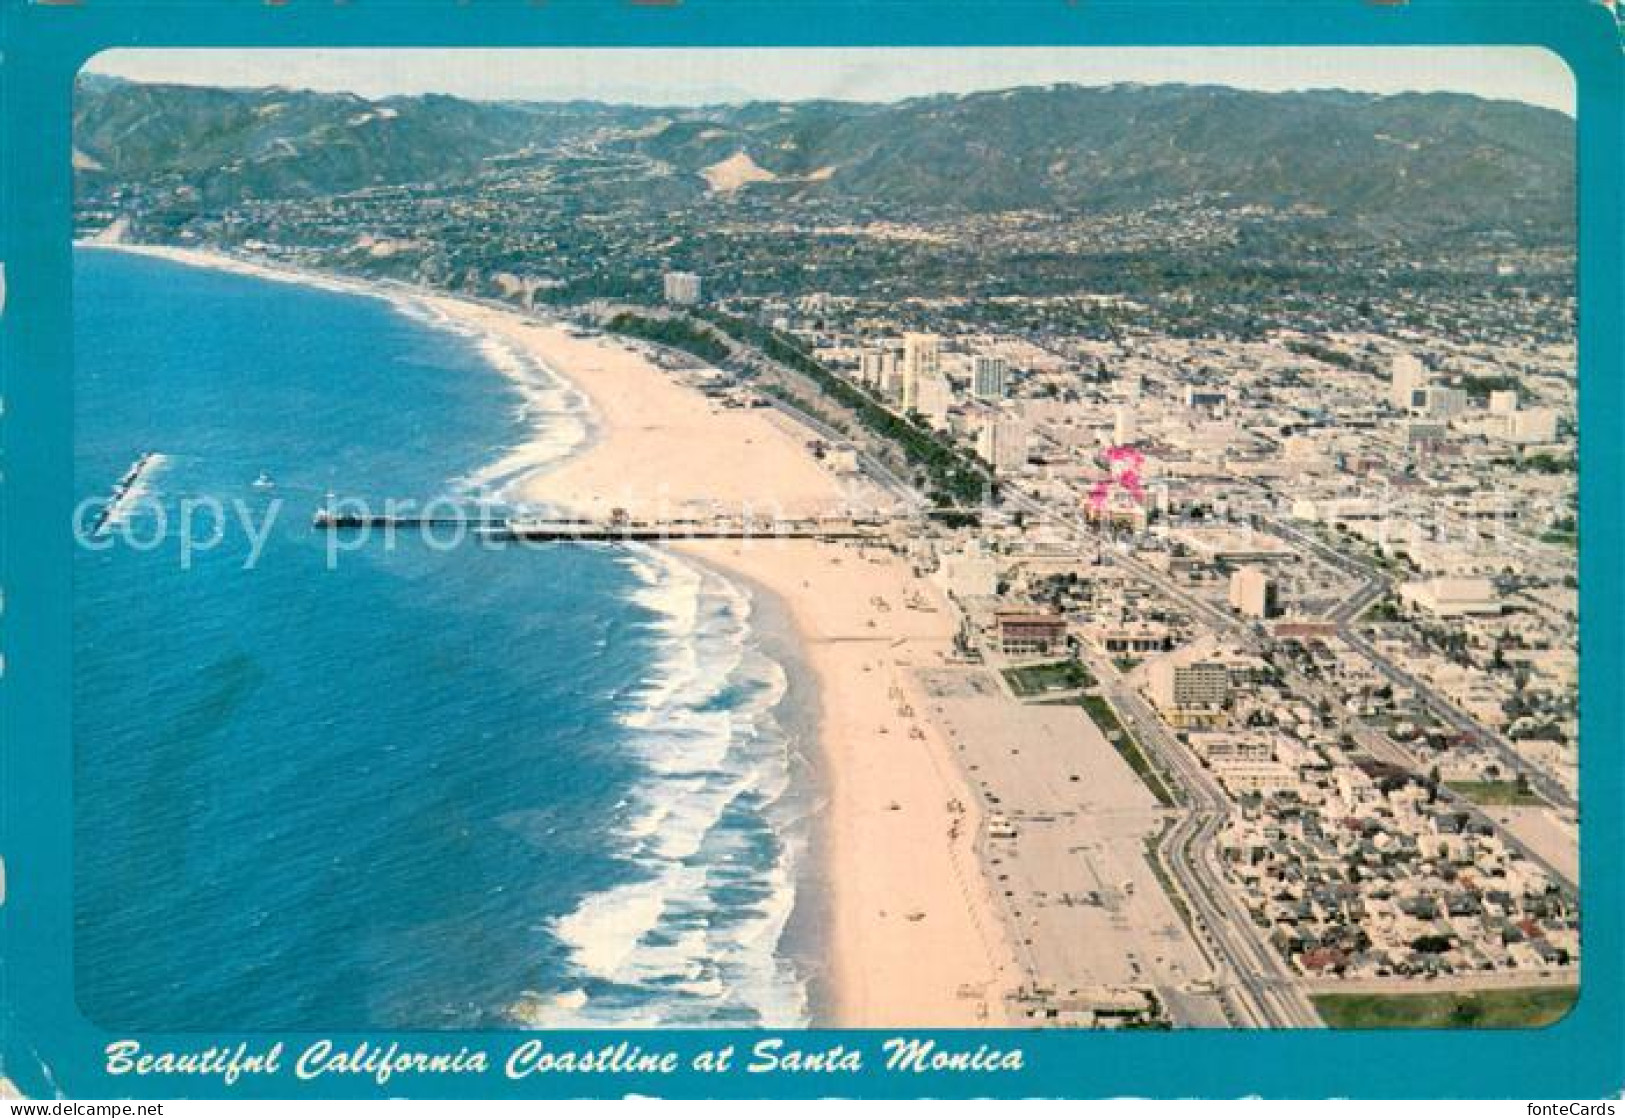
[2,0,1621,1100]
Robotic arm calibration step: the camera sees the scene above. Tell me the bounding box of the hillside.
[74,76,1575,237]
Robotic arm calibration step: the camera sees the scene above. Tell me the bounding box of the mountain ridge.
[74,75,1575,238]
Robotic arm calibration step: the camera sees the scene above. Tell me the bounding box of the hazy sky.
[88,46,1575,115]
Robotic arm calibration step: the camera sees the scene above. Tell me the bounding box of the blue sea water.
[71,249,814,1031]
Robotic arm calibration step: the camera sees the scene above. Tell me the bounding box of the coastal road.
[676,313,935,510]
[1085,659,1325,1030]
[760,393,923,509]
[591,306,924,510]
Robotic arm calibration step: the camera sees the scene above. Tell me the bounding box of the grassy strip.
[1002,660,1095,697]
[605,312,732,365]
[1445,779,1544,807]
[1078,694,1177,808]
[1143,830,1195,933]
[1312,986,1577,1029]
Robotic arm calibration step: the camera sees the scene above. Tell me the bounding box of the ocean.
[71,248,818,1032]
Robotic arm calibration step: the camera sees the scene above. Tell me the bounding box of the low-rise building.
[994,610,1069,659]
[1399,577,1501,619]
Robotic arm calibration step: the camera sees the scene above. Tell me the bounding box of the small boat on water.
[253,470,275,490]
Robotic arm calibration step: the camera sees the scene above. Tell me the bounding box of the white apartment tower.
[1389,352,1429,412]
[915,372,954,428]
[901,332,941,412]
[859,349,900,394]
[1113,404,1138,446]
[1229,567,1277,619]
[977,416,1030,473]
[663,271,702,306]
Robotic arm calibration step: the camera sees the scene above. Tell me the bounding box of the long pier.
[313,508,891,542]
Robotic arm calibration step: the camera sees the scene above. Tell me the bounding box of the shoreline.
[706,555,839,1028]
[676,538,1015,1026]
[82,241,414,304]
[86,241,1016,1026]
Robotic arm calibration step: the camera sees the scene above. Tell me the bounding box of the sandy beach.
[683,539,1017,1025]
[436,293,1017,1026]
[105,244,1016,1026]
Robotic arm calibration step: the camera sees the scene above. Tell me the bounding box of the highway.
[1091,660,1326,1029]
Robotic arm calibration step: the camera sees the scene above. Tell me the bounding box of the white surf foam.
[99,451,170,532]
[551,877,675,980]
[393,298,595,505]
[520,547,812,1029]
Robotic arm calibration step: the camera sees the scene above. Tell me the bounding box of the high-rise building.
[858,349,899,393]
[663,271,702,305]
[901,332,941,412]
[1229,567,1277,619]
[1421,386,1469,420]
[1147,660,1231,713]
[1389,353,1429,412]
[915,372,954,427]
[977,416,1029,473]
[972,354,1009,401]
